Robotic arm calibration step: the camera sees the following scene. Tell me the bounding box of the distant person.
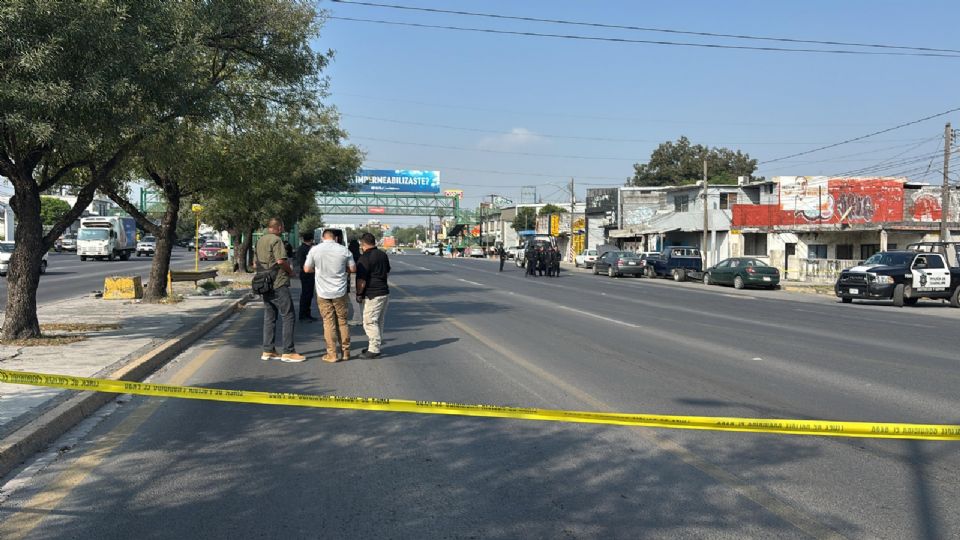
[552,248,562,277]
[537,246,547,277]
[347,239,363,326]
[294,232,316,322]
[524,246,536,277]
[497,244,506,272]
[303,229,356,362]
[255,218,304,363]
[356,232,391,359]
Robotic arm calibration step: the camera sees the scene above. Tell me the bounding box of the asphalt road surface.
[2,253,959,538]
[0,249,202,310]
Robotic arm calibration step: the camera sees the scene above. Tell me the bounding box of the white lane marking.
[458,278,485,287]
[751,357,764,361]
[721,293,756,300]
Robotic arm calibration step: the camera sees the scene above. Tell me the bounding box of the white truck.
[77,216,137,261]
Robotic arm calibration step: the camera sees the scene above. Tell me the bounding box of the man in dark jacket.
[497,245,506,272]
[294,232,316,322]
[524,246,536,276]
[356,233,391,359]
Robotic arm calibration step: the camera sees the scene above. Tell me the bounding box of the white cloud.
[477,127,545,151]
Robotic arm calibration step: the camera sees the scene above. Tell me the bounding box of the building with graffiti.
[730,177,960,281]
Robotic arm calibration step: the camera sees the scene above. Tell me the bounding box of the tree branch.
[37,160,90,192]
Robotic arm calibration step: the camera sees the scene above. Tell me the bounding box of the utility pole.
[702,159,709,267]
[941,122,953,241]
[569,178,576,262]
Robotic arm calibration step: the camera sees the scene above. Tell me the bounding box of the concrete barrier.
[102,276,144,300]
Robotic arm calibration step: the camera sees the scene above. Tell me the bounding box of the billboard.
[353,169,440,193]
[443,189,464,200]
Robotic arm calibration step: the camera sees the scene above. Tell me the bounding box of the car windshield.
[204,242,226,248]
[586,250,597,256]
[862,252,914,266]
[670,248,700,257]
[0,243,13,253]
[78,229,109,240]
[141,236,156,243]
[63,234,76,240]
[743,259,769,267]
[614,252,639,259]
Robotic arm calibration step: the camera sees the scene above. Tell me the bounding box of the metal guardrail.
[167,269,218,294]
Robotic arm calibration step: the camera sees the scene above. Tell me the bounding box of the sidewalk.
[0,289,249,475]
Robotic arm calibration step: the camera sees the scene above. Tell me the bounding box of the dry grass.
[1,335,88,347]
[40,323,121,332]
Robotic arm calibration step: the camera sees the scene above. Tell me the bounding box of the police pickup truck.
[835,249,960,307]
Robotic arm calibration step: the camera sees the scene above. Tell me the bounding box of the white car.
[423,245,440,256]
[468,246,485,258]
[136,236,157,257]
[574,249,599,268]
[0,242,48,276]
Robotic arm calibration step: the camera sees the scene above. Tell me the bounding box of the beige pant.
[362,295,389,354]
[317,294,350,357]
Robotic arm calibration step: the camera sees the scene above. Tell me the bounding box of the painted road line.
[0,311,254,540]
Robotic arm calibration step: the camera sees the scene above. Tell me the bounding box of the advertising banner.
[443,189,464,200]
[353,169,440,193]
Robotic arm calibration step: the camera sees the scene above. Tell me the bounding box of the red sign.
[367,207,386,214]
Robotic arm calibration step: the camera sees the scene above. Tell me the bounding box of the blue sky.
[318,0,958,224]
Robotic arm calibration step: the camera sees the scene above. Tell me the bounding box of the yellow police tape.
[2,369,959,440]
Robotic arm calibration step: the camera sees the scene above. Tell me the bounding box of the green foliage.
[39,197,71,227]
[512,207,537,232]
[538,204,568,215]
[391,225,426,245]
[299,210,325,235]
[346,226,383,243]
[630,137,758,187]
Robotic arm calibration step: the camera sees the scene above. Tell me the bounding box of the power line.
[336,93,890,127]
[342,112,930,146]
[328,16,960,58]
[349,135,636,161]
[332,1,960,55]
[760,106,960,164]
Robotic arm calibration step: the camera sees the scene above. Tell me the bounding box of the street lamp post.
[191,203,203,271]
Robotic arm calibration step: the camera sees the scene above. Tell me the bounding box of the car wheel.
[673,269,685,282]
[608,266,616,278]
[592,265,599,275]
[841,297,853,303]
[40,260,47,274]
[703,272,711,286]
[951,287,960,308]
[892,283,905,307]
[644,266,655,278]
[734,275,745,289]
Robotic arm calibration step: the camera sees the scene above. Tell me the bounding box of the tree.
[512,207,537,232]
[0,0,328,337]
[346,226,383,243]
[299,209,325,237]
[629,137,758,187]
[201,108,362,272]
[538,204,568,216]
[39,198,72,228]
[392,225,426,245]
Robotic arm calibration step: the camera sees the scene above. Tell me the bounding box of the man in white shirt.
[303,229,356,362]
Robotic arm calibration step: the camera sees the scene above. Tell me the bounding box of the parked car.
[198,241,228,261]
[642,246,703,281]
[468,246,485,258]
[835,250,960,307]
[507,245,524,260]
[136,236,157,257]
[574,249,599,268]
[423,245,440,256]
[593,251,644,277]
[0,242,47,276]
[60,233,77,252]
[703,257,780,289]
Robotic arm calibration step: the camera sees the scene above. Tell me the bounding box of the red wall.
[733,179,904,227]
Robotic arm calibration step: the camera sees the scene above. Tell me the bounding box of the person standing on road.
[256,218,304,363]
[356,232,391,359]
[295,232,317,323]
[537,246,547,277]
[525,245,536,277]
[497,244,506,272]
[552,248,562,277]
[347,238,364,326]
[303,229,356,363]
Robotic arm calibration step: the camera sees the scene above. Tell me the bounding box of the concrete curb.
[0,293,254,479]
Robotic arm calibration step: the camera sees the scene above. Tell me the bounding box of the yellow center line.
[393,283,847,540]
[0,310,254,539]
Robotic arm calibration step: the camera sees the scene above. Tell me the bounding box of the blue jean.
[262,286,295,353]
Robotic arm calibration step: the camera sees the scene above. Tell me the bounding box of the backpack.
[251,262,278,295]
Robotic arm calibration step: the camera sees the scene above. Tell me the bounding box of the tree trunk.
[236,226,255,273]
[2,181,46,340]
[144,198,180,300]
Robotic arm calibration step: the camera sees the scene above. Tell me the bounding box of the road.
[0,249,202,310]
[2,253,959,538]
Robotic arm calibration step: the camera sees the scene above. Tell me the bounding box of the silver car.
[136,236,157,257]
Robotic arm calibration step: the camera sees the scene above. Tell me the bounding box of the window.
[860,244,880,260]
[674,195,690,212]
[808,244,828,259]
[743,233,767,256]
[719,193,737,209]
[836,244,854,260]
[924,255,945,269]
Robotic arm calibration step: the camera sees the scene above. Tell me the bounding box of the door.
[719,259,737,284]
[912,255,951,292]
[784,243,796,275]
